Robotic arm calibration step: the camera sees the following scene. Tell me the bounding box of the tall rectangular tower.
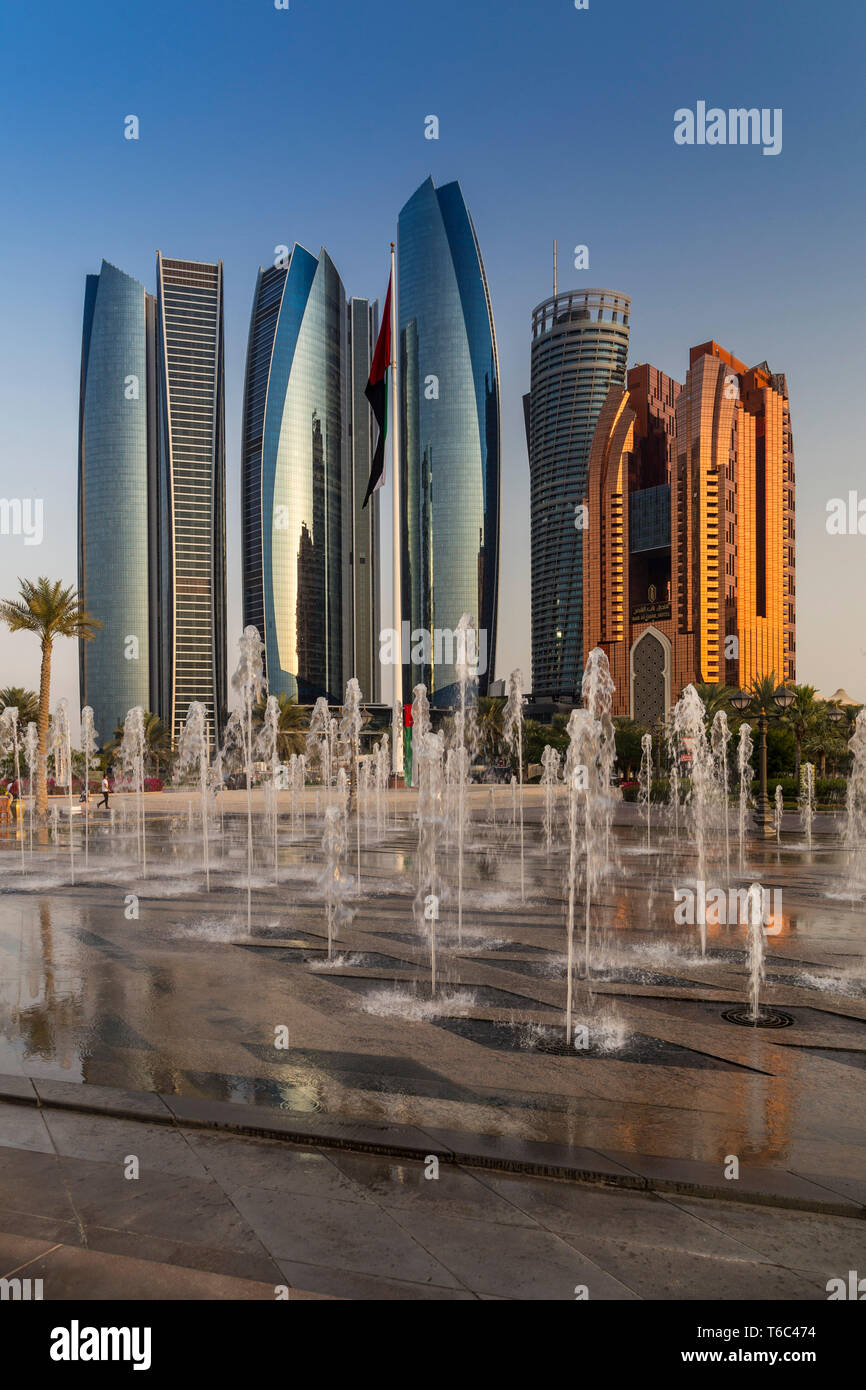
[155,254,226,742]
[348,296,380,701]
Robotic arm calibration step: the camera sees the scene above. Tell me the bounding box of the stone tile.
[33,1078,172,1123]
[563,1234,830,1300]
[0,1146,77,1221]
[0,1231,63,1277]
[274,1258,477,1300]
[42,1109,210,1179]
[476,1172,769,1258]
[181,1129,372,1202]
[0,1074,37,1105]
[387,1209,638,1299]
[230,1185,462,1286]
[664,1196,866,1274]
[792,1170,866,1210]
[602,1149,860,1213]
[325,1150,536,1225]
[0,1100,53,1154]
[80,1223,285,1285]
[58,1159,267,1255]
[14,1242,287,1300]
[0,1205,80,1245]
[417,1127,643,1183]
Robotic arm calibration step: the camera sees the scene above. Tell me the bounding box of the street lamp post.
[730,684,795,836]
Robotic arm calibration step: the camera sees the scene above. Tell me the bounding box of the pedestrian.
[98,774,110,810]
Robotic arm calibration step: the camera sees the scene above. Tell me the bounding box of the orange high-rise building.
[583,343,795,721]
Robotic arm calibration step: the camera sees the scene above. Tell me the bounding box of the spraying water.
[414,731,445,994]
[844,710,866,896]
[257,695,280,882]
[503,668,526,901]
[774,784,784,844]
[177,701,211,889]
[375,735,389,838]
[340,678,363,893]
[320,805,350,958]
[541,744,561,859]
[307,697,332,802]
[799,762,815,849]
[671,686,715,956]
[638,733,653,851]
[410,684,430,790]
[737,723,754,874]
[48,700,75,883]
[0,706,24,871]
[745,882,766,1022]
[454,616,479,935]
[230,626,266,930]
[80,706,98,867]
[711,711,732,878]
[119,706,146,878]
[23,721,38,856]
[581,648,617,868]
[564,708,603,1038]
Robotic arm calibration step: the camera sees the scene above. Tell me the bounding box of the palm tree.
[694,682,731,724]
[253,692,308,760]
[103,711,173,779]
[782,684,820,784]
[0,579,100,816]
[477,696,505,763]
[0,686,39,725]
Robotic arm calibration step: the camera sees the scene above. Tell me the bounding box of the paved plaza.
[0,789,864,1299]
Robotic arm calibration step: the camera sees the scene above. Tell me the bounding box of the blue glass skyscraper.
[241,247,353,702]
[397,177,500,704]
[78,260,156,743]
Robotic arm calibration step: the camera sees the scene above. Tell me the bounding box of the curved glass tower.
[241,247,351,702]
[525,288,630,698]
[398,177,500,705]
[78,260,156,743]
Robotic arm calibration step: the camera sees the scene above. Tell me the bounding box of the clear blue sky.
[1,0,864,727]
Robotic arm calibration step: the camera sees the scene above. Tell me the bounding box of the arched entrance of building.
[629,626,672,725]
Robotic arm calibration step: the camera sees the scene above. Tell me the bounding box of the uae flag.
[362,272,392,508]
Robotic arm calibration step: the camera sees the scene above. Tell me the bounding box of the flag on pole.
[362,271,392,508]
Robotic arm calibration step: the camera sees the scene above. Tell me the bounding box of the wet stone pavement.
[0,790,864,1298]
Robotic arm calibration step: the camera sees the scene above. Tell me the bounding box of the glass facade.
[398,177,500,705]
[78,260,155,744]
[349,297,380,701]
[525,289,630,698]
[241,247,351,703]
[156,255,226,743]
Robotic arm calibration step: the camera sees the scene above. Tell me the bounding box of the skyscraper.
[78,260,157,743]
[583,343,796,721]
[241,247,352,703]
[525,287,630,698]
[397,177,500,704]
[348,296,380,701]
[155,254,226,742]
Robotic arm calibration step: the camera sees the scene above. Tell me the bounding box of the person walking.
[98,774,110,810]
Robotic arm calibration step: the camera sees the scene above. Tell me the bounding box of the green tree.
[0,579,100,816]
[694,682,732,724]
[0,686,39,725]
[782,684,821,784]
[253,692,309,760]
[103,711,174,780]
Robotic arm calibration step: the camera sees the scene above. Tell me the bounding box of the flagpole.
[390,240,404,780]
